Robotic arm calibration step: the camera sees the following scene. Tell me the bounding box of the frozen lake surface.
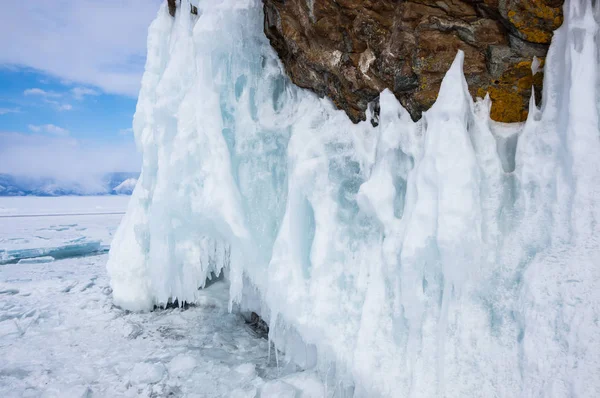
[0,196,129,265]
[0,197,323,397]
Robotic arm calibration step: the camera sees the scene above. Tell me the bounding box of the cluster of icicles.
[107,0,600,396]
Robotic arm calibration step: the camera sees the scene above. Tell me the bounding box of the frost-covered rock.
[107,0,600,396]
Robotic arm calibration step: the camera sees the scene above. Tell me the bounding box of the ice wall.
[107,0,600,396]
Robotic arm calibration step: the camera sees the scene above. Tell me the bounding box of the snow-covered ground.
[0,197,323,397]
[0,196,128,265]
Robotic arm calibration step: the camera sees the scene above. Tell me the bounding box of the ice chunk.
[17,256,55,265]
[167,354,197,377]
[260,380,297,398]
[1,241,103,265]
[234,363,256,379]
[230,387,258,398]
[129,362,165,385]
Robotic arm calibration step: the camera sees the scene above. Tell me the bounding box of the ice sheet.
[0,254,323,397]
[0,196,129,264]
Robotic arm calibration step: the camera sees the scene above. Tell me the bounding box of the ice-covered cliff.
[107,0,600,396]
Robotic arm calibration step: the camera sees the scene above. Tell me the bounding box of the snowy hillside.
[0,172,139,197]
[112,178,138,195]
[107,0,600,397]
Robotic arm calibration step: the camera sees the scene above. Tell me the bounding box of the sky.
[0,0,163,179]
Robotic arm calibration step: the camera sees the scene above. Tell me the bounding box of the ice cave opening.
[107,0,600,396]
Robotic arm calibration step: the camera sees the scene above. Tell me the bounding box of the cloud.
[24,88,61,97]
[0,0,162,97]
[23,88,72,111]
[44,100,73,112]
[119,127,133,135]
[0,107,20,115]
[28,124,70,136]
[72,87,100,100]
[0,131,141,182]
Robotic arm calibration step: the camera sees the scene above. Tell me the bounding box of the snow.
[106,0,600,396]
[112,178,138,195]
[0,254,321,397]
[0,173,140,197]
[0,196,128,264]
[0,195,129,216]
[0,197,322,397]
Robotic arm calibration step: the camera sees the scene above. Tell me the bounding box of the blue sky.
[0,0,162,178]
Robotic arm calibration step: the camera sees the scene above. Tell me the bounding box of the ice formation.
[107,0,600,396]
[1,241,102,265]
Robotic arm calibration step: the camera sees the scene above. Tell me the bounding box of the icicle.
[267,333,271,364]
[108,0,600,396]
[531,56,541,75]
[275,344,280,374]
[526,86,541,122]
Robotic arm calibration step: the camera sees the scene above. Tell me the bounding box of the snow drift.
[108,0,600,396]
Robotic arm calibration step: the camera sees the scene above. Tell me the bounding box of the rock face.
[262,0,564,123]
[168,0,176,17]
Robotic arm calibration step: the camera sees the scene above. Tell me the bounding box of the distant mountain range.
[0,172,139,196]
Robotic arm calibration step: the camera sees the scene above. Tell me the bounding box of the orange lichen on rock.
[506,1,564,44]
[474,58,545,122]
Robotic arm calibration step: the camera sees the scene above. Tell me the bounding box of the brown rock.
[263,0,564,123]
[167,0,176,17]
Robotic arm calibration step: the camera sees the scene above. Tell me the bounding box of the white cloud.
[0,0,162,97]
[44,100,73,112]
[119,127,133,135]
[24,88,61,97]
[23,89,73,111]
[72,87,100,100]
[0,131,141,181]
[0,107,20,115]
[28,124,70,136]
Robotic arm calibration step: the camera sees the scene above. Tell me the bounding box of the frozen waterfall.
[107,0,600,396]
